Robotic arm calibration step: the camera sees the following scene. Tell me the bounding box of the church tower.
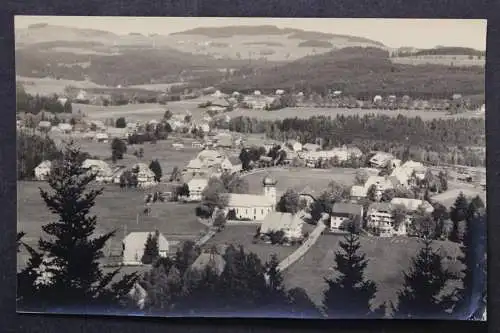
[262,176,277,208]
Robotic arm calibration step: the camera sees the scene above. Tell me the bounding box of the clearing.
[283,234,462,309]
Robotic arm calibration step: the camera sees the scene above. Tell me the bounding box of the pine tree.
[393,238,453,319]
[148,159,162,182]
[17,142,138,311]
[449,193,469,242]
[322,229,378,318]
[141,231,160,265]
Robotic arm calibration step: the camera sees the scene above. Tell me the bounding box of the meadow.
[17,76,107,96]
[283,234,462,310]
[17,181,207,268]
[242,167,358,198]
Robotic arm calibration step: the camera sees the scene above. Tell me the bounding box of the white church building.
[225,176,277,221]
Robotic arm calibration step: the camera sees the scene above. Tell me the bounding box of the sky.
[15,16,487,50]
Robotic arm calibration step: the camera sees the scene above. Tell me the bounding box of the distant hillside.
[298,40,333,48]
[16,24,118,45]
[218,47,485,99]
[397,47,485,57]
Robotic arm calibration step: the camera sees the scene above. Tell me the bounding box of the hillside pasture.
[204,224,299,263]
[17,181,206,269]
[391,56,485,68]
[242,167,357,198]
[225,107,485,121]
[283,234,462,310]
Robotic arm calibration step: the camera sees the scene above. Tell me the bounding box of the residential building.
[369,152,395,168]
[132,163,157,188]
[366,202,396,237]
[82,159,113,183]
[364,176,398,199]
[330,203,364,232]
[186,178,209,202]
[225,176,277,221]
[390,197,434,236]
[34,160,52,181]
[259,212,305,240]
[350,185,367,200]
[122,231,169,265]
[95,132,109,143]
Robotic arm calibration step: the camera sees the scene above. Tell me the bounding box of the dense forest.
[225,115,485,166]
[16,85,72,114]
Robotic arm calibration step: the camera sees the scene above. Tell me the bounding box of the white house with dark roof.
[225,176,277,221]
[330,203,364,232]
[369,152,395,168]
[260,212,305,240]
[122,231,169,265]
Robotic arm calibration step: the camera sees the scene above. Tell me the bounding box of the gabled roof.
[350,185,367,197]
[227,193,274,208]
[367,202,393,213]
[260,212,304,234]
[36,160,52,169]
[123,231,169,250]
[390,198,434,213]
[186,158,203,169]
[332,203,363,217]
[190,252,226,275]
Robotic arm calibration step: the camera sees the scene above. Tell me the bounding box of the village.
[16,83,487,310]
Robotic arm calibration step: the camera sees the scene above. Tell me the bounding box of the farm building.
[330,203,364,232]
[189,251,226,276]
[186,178,209,202]
[225,176,277,221]
[260,212,305,240]
[369,152,395,168]
[34,160,52,181]
[122,231,169,265]
[81,159,113,183]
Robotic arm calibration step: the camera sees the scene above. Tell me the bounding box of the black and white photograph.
[15,16,487,320]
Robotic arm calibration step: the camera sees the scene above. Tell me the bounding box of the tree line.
[17,85,72,115]
[227,115,485,167]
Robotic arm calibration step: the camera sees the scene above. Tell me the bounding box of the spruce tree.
[17,142,137,311]
[393,238,453,318]
[141,231,160,265]
[322,229,378,318]
[449,193,469,243]
[148,159,162,182]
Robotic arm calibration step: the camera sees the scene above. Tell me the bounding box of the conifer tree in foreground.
[322,225,379,318]
[141,230,160,265]
[17,142,138,311]
[393,238,454,319]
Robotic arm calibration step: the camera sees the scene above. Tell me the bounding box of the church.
[225,176,277,221]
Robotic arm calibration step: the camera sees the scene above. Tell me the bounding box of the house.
[275,89,285,95]
[122,232,169,265]
[287,140,303,152]
[390,160,427,187]
[390,198,434,236]
[364,176,397,199]
[200,123,210,133]
[302,143,321,152]
[132,163,157,188]
[260,212,305,240]
[189,251,226,276]
[192,141,204,148]
[350,185,367,200]
[95,133,109,143]
[330,203,364,232]
[82,159,113,183]
[225,176,277,221]
[34,160,52,181]
[186,178,209,202]
[172,143,185,150]
[366,202,396,237]
[369,152,395,168]
[58,123,73,134]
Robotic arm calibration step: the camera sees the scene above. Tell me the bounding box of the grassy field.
[225,107,485,121]
[49,134,200,176]
[204,224,299,264]
[17,76,107,96]
[243,167,357,197]
[283,234,462,310]
[17,181,207,268]
[391,56,485,67]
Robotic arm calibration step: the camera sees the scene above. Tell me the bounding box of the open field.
[243,167,358,197]
[49,133,201,176]
[391,56,484,67]
[17,76,107,96]
[283,234,462,309]
[17,181,207,268]
[204,224,299,263]
[225,107,485,121]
